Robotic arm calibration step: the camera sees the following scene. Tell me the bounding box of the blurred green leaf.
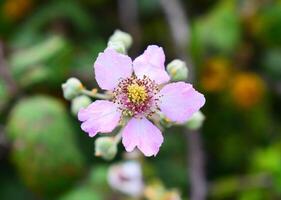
[257,5,281,46]
[10,35,67,70]
[0,79,9,111]
[14,0,94,37]
[9,35,73,87]
[6,96,85,197]
[58,165,109,200]
[191,1,241,57]
[251,144,281,193]
[262,49,281,80]
[59,187,102,200]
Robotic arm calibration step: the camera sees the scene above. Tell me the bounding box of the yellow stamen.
[127,83,148,104]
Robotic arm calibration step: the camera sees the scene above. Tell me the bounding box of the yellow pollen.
[127,83,148,104]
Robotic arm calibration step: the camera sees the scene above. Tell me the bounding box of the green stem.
[81,89,112,100]
[114,131,122,144]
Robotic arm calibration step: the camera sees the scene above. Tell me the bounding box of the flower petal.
[158,82,205,123]
[78,100,121,137]
[122,117,164,157]
[94,48,133,90]
[133,45,170,84]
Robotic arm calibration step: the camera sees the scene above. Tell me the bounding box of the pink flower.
[107,161,144,197]
[78,45,205,156]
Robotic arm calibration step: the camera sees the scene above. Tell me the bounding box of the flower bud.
[108,30,133,50]
[107,41,126,54]
[186,111,205,130]
[167,59,188,81]
[71,95,92,115]
[62,78,83,100]
[95,137,117,160]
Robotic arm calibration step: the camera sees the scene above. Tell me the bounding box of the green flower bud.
[186,111,205,130]
[62,78,83,100]
[95,137,117,161]
[71,95,92,115]
[108,30,133,50]
[107,41,126,54]
[167,59,188,81]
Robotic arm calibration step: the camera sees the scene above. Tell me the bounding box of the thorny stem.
[186,130,207,200]
[117,0,141,54]
[159,0,194,82]
[81,89,112,100]
[160,0,207,200]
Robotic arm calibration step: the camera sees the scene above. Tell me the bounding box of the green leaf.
[6,96,85,197]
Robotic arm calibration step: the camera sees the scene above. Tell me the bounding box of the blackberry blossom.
[78,45,205,156]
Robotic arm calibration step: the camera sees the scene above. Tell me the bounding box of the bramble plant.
[62,30,206,160]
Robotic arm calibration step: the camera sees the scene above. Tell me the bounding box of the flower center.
[113,75,159,117]
[127,83,148,104]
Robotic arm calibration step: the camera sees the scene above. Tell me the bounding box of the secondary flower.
[108,161,144,197]
[78,45,205,156]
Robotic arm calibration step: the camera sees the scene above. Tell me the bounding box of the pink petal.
[158,82,205,123]
[94,48,133,91]
[78,100,121,137]
[133,45,170,84]
[122,117,164,157]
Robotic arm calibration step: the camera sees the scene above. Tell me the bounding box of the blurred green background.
[0,0,281,199]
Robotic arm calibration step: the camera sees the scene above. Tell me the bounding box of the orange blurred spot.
[200,58,231,92]
[3,0,32,21]
[231,72,265,109]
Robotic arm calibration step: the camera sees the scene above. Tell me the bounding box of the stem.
[117,0,141,54]
[0,41,18,95]
[160,1,207,199]
[114,131,122,145]
[81,89,112,100]
[186,129,207,200]
[159,0,194,82]
[0,125,9,160]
